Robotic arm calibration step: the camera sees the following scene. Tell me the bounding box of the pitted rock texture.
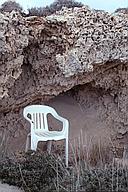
[0,7,128,151]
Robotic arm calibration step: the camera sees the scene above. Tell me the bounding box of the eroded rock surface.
[0,7,128,152]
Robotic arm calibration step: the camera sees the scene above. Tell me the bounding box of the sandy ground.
[0,181,23,192]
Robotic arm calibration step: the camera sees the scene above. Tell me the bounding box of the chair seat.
[35,130,65,139]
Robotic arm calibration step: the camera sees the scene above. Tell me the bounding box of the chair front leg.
[31,137,38,151]
[65,137,68,167]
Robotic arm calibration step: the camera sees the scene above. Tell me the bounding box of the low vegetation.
[0,0,83,16]
[28,0,84,17]
[0,150,128,192]
[115,7,128,14]
[0,0,23,13]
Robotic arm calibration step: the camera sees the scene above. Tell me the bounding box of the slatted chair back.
[23,105,57,132]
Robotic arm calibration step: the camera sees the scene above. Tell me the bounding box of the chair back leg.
[47,140,52,154]
[25,134,30,152]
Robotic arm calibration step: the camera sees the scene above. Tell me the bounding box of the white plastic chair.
[23,105,69,167]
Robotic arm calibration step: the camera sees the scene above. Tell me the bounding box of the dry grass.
[0,130,9,159]
[0,128,128,192]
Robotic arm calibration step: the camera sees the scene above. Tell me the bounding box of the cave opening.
[1,79,128,164]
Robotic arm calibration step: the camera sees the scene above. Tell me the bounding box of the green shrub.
[115,7,128,14]
[28,0,84,17]
[0,151,63,192]
[0,0,23,13]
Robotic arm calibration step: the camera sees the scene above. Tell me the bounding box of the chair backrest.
[23,105,57,132]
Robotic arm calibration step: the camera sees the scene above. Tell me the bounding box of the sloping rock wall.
[0,6,128,152]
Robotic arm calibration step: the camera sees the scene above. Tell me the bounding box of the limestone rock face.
[0,7,128,151]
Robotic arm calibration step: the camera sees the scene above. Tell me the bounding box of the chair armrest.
[24,116,35,135]
[23,110,33,124]
[25,116,33,124]
[52,113,69,135]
